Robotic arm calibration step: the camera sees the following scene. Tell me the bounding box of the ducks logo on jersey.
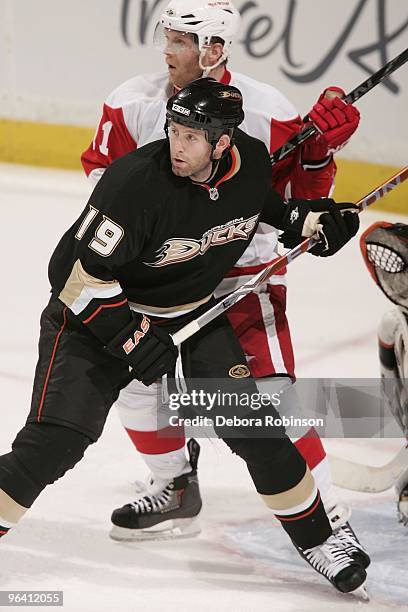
[146,214,259,268]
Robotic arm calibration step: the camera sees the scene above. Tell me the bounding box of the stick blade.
[329,446,408,493]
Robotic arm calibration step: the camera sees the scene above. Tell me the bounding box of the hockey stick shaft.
[329,444,408,493]
[171,165,408,346]
[270,46,408,165]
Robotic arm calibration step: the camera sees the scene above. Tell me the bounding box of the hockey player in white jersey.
[81,0,367,562]
[361,221,408,525]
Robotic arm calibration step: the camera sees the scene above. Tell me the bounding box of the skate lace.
[133,479,148,495]
[129,483,174,514]
[334,524,362,554]
[303,535,353,580]
[134,472,173,496]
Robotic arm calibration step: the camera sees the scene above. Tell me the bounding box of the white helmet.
[155,0,241,72]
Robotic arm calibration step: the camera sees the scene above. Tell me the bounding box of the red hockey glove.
[107,313,178,386]
[280,199,360,257]
[303,87,360,161]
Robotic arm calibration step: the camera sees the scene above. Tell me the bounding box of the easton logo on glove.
[123,315,150,354]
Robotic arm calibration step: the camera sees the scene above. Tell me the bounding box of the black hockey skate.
[296,533,368,597]
[327,503,370,569]
[110,439,202,541]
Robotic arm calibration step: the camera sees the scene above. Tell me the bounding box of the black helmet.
[165,77,244,146]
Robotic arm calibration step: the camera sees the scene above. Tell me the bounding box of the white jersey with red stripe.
[82,69,336,377]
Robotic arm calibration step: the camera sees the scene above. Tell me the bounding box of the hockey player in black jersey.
[0,78,368,595]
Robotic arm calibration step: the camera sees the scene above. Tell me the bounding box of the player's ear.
[213,134,231,159]
[203,42,224,66]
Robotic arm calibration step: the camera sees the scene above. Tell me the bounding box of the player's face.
[163,30,202,88]
[168,121,213,182]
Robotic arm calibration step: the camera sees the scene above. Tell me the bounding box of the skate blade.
[109,518,201,542]
[351,584,369,601]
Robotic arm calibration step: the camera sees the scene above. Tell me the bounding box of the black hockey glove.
[107,313,178,386]
[280,199,360,257]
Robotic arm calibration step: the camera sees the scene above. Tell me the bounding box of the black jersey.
[49,129,285,344]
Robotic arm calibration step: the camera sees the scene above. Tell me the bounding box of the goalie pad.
[361,222,408,438]
[360,221,408,312]
[378,308,408,438]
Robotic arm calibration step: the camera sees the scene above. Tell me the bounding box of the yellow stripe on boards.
[0,118,93,171]
[334,158,408,216]
[0,118,407,216]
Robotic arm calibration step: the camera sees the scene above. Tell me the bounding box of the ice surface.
[222,501,408,607]
[0,164,407,611]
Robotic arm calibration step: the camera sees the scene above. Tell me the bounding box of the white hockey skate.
[296,533,368,599]
[327,503,370,569]
[110,439,202,541]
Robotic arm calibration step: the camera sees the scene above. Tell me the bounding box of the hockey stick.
[270,46,408,165]
[171,165,408,346]
[329,444,408,493]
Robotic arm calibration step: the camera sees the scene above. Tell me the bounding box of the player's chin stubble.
[171,163,190,177]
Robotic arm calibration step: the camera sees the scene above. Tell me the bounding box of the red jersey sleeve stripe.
[82,299,129,325]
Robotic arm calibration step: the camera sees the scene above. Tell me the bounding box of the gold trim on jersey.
[0,489,28,523]
[59,259,120,308]
[261,467,315,511]
[191,145,242,195]
[128,293,212,317]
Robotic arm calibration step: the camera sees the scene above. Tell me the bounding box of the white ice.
[0,163,407,611]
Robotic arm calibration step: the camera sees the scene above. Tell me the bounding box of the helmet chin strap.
[199,49,226,77]
[172,47,225,87]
